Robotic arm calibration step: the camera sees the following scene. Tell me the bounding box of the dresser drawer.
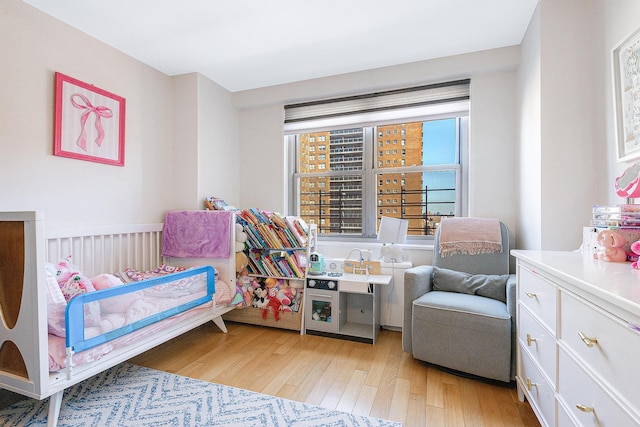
[518,265,557,331]
[559,289,640,414]
[558,348,639,426]
[518,346,555,426]
[519,305,556,387]
[557,400,579,427]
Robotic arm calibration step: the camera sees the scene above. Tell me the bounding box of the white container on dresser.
[512,250,640,427]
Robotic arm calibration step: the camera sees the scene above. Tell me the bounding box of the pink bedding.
[47,265,234,372]
[48,299,212,372]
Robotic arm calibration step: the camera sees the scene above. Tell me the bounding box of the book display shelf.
[222,208,315,331]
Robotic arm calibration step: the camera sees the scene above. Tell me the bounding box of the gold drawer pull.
[526,334,537,346]
[526,377,537,391]
[578,331,598,348]
[525,291,538,298]
[576,404,594,413]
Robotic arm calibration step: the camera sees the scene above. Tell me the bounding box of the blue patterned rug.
[0,363,402,426]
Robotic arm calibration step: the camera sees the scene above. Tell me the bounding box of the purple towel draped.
[162,210,232,258]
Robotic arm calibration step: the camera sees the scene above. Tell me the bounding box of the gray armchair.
[402,221,516,382]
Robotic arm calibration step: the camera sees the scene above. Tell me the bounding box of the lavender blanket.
[162,210,232,258]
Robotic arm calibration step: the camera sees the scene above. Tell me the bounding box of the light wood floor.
[129,321,540,427]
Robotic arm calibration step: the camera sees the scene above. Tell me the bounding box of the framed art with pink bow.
[54,72,126,166]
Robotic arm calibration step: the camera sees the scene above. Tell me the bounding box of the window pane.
[377,122,422,169]
[300,128,364,173]
[293,116,463,238]
[328,128,364,171]
[423,118,457,165]
[423,170,456,234]
[299,175,363,235]
[376,170,455,236]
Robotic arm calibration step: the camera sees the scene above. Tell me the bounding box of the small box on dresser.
[512,250,640,427]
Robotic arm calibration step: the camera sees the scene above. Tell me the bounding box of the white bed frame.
[0,211,236,426]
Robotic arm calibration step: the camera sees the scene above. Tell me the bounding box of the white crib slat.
[45,224,164,277]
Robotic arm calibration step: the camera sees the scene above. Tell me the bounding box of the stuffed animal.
[262,297,282,321]
[53,257,101,326]
[235,223,247,252]
[276,283,295,307]
[54,258,96,301]
[252,286,269,309]
[594,229,628,262]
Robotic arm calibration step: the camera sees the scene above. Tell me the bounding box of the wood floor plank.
[426,404,446,427]
[443,382,465,426]
[406,393,426,427]
[364,331,393,387]
[409,359,428,396]
[335,369,368,413]
[476,380,507,426]
[306,340,352,406]
[369,341,402,420]
[460,377,485,427]
[131,323,540,427]
[426,363,444,408]
[321,346,367,409]
[351,384,378,416]
[388,377,411,424]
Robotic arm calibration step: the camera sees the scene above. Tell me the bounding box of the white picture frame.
[613,27,640,162]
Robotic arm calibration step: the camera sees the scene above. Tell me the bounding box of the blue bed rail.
[65,265,215,353]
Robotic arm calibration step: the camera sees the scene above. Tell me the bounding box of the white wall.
[468,72,517,228]
[171,74,199,210]
[196,74,241,208]
[0,0,175,226]
[237,105,285,211]
[516,0,609,251]
[516,5,542,250]
[539,0,600,250]
[0,0,238,227]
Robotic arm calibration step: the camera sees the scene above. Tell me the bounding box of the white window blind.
[284,79,469,123]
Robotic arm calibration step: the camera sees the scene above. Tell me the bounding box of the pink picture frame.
[54,72,126,166]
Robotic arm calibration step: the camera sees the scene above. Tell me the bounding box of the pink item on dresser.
[162,210,232,258]
[594,229,627,262]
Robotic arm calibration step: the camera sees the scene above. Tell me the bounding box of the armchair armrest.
[403,265,434,353]
[505,274,517,320]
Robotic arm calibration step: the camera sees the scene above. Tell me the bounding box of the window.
[285,80,469,238]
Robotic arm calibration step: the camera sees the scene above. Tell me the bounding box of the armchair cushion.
[432,266,509,303]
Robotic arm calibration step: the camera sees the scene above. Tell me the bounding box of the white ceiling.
[23,0,538,92]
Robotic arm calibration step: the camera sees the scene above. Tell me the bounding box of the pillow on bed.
[432,266,508,303]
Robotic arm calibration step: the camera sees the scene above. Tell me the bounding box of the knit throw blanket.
[162,210,232,258]
[438,217,502,258]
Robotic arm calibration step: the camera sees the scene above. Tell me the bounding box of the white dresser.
[512,250,640,427]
